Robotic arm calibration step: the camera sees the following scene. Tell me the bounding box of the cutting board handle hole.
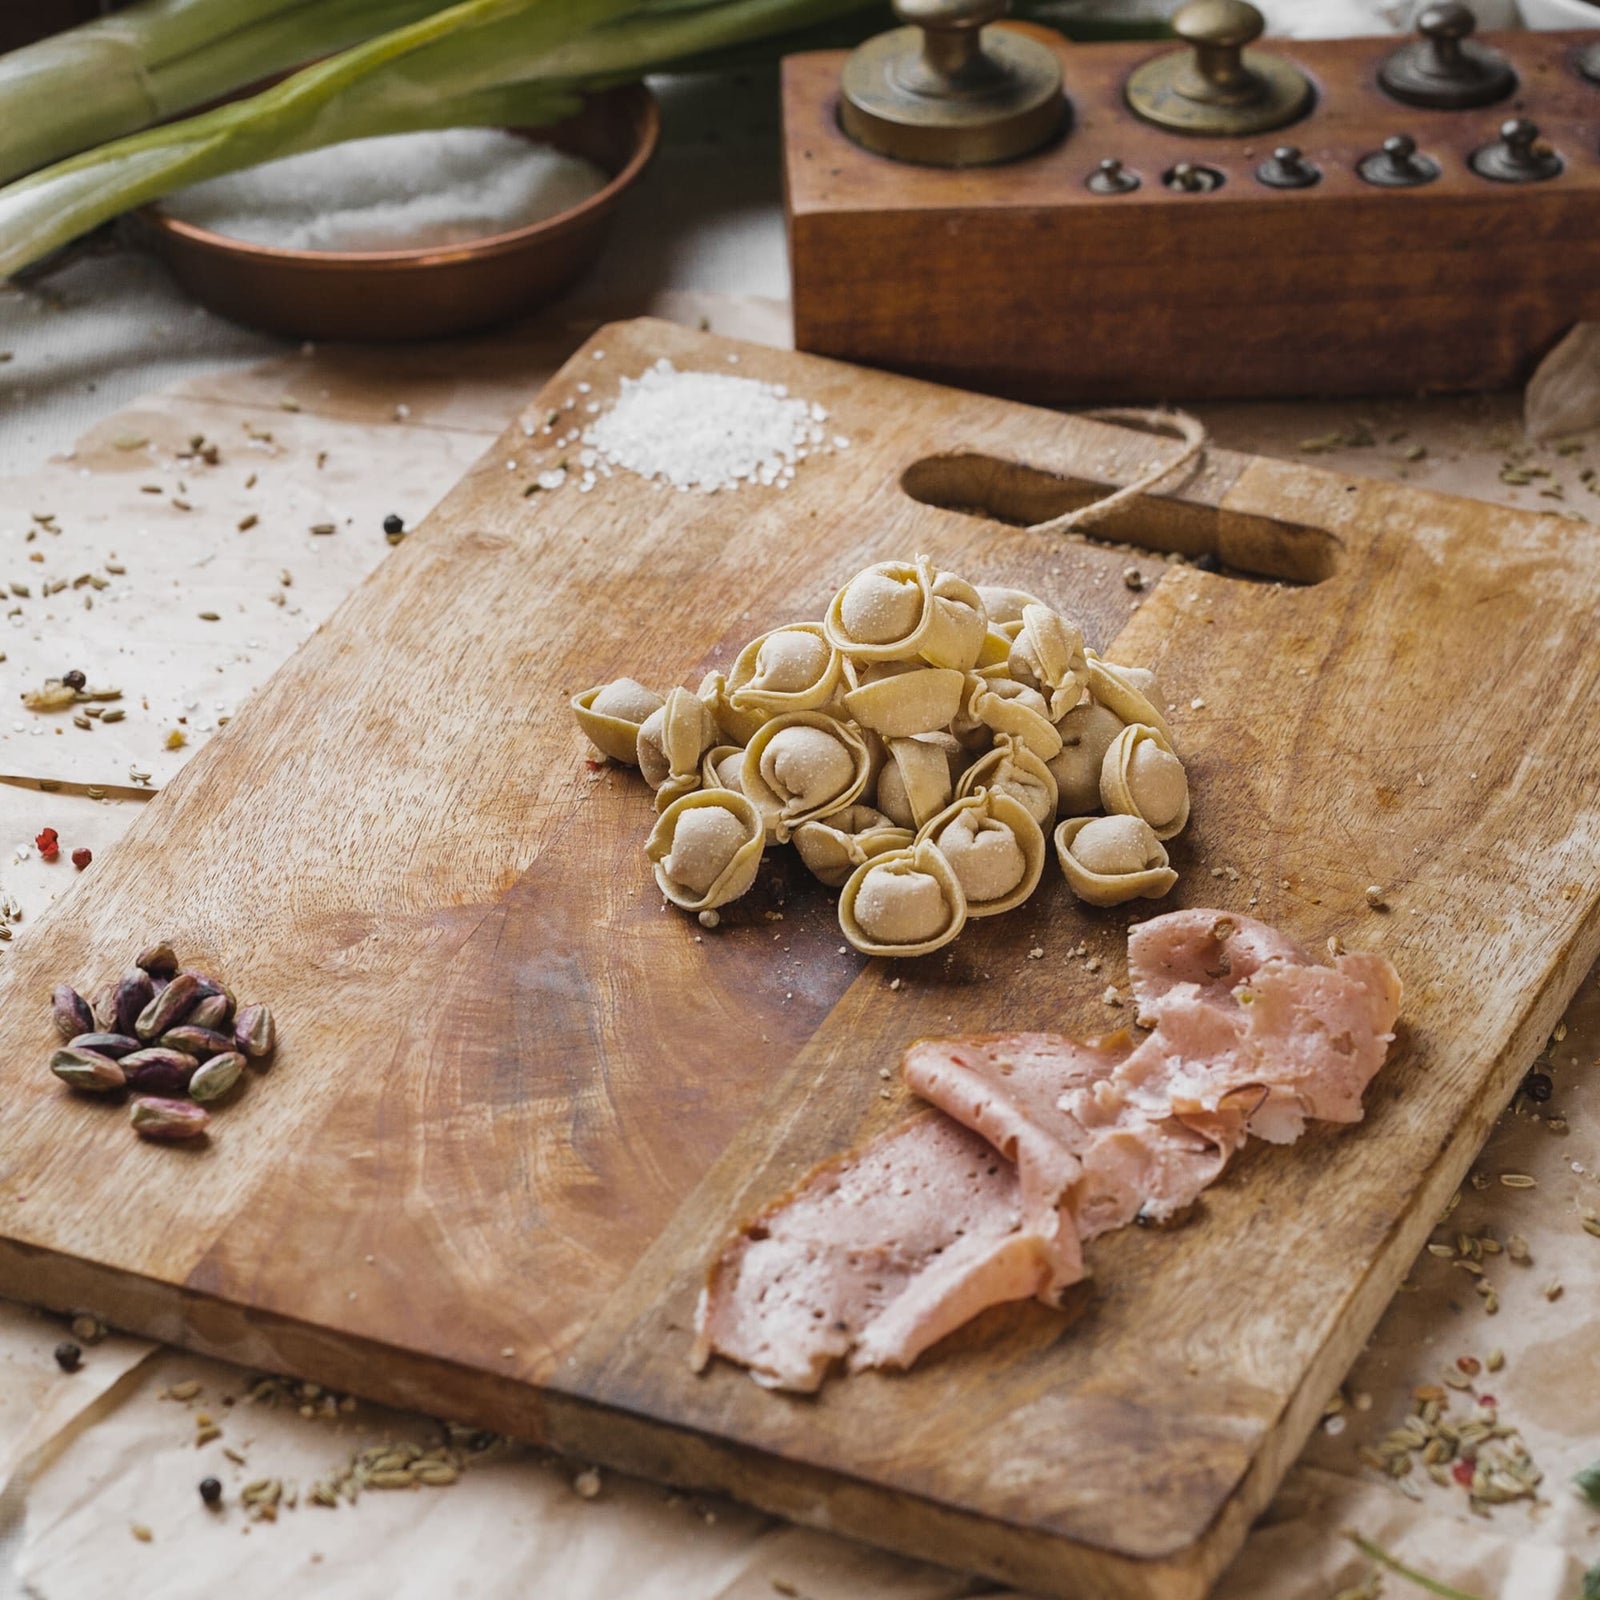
[899,452,1342,585]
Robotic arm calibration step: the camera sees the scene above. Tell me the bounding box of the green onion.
[0,0,455,185]
[0,0,877,280]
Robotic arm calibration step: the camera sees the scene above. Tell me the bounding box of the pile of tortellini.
[571,555,1191,958]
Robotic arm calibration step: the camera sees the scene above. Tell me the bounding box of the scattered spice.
[237,513,258,532]
[199,1476,223,1508]
[130,1523,153,1543]
[53,1340,82,1372]
[35,827,60,860]
[1497,1173,1536,1189]
[572,1467,602,1499]
[1364,884,1388,910]
[1521,1070,1553,1103]
[1575,1459,1600,1507]
[71,847,92,870]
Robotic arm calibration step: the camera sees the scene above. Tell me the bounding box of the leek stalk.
[0,0,878,280]
[0,0,455,184]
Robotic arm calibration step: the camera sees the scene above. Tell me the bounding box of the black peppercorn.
[199,1477,223,1508]
[1193,552,1221,574]
[382,513,404,536]
[61,669,86,691]
[54,1340,81,1372]
[1521,1070,1554,1103]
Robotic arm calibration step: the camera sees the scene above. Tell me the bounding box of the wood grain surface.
[786,28,1600,401]
[0,320,1597,1598]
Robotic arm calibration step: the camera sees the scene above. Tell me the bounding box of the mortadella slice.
[696,909,1402,1390]
[1121,910,1402,1143]
[692,1113,1063,1391]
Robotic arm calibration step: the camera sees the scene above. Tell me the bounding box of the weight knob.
[1163,160,1225,192]
[839,0,1066,167]
[1470,117,1562,182]
[1256,144,1319,188]
[1356,133,1441,188]
[1125,0,1312,136]
[1378,2,1515,111]
[1087,156,1140,194]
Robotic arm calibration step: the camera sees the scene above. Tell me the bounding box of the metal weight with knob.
[1378,2,1514,110]
[1125,0,1313,136]
[1357,133,1440,188]
[838,0,1065,167]
[1256,144,1319,188]
[1470,118,1562,183]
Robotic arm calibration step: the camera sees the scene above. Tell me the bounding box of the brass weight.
[839,0,1066,167]
[1125,0,1312,137]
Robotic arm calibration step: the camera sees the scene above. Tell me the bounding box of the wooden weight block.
[784,27,1600,401]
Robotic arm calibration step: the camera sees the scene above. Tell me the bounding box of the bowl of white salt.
[143,85,658,341]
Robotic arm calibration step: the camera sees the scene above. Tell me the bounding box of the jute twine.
[1024,408,1209,537]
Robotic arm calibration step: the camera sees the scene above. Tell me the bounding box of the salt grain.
[581,362,836,493]
[163,129,608,252]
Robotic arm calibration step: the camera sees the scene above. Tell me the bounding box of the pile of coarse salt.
[573,358,848,494]
[163,129,607,252]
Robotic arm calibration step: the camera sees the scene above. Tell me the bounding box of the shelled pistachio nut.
[67,1032,141,1058]
[160,1025,236,1061]
[134,971,199,1040]
[51,984,94,1041]
[121,1047,200,1096]
[50,1046,127,1092]
[190,1052,247,1103]
[233,1004,276,1060]
[130,1096,210,1141]
[134,941,179,979]
[115,969,156,1036]
[188,993,233,1031]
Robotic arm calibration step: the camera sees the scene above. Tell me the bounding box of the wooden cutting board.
[2,319,1597,1599]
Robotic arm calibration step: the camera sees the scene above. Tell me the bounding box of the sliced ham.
[692,1113,1060,1392]
[695,909,1401,1390]
[1119,910,1403,1143]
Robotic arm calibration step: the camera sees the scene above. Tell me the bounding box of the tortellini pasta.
[570,553,1197,953]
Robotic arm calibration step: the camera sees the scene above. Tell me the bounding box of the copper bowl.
[140,84,659,341]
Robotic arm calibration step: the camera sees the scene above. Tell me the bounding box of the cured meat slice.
[1121,910,1402,1143]
[900,1031,1118,1286]
[692,1113,1060,1392]
[696,910,1401,1390]
[902,1031,1228,1243]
